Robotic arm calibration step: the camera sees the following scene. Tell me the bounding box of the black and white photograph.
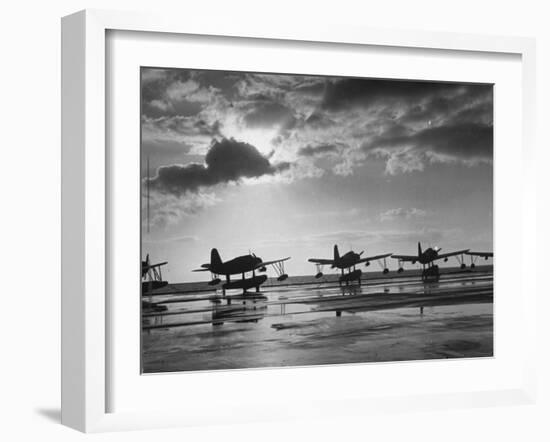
[140,67,494,373]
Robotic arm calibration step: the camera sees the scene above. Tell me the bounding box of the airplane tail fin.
[334,244,340,262]
[418,242,422,257]
[210,248,223,272]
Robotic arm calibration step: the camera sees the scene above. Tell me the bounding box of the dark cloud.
[141,139,194,176]
[145,116,221,138]
[303,111,336,129]
[141,69,192,103]
[298,143,344,157]
[450,101,493,126]
[293,81,326,95]
[141,68,240,119]
[321,78,492,113]
[143,99,203,118]
[243,100,296,129]
[398,88,493,126]
[322,78,454,111]
[348,81,493,172]
[192,71,241,98]
[149,138,290,195]
[420,123,493,159]
[364,122,493,161]
[377,122,412,139]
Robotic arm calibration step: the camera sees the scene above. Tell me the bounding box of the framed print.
[61,9,537,432]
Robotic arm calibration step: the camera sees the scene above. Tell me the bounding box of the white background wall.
[0,1,548,440]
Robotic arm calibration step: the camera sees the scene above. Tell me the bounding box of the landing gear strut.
[421,263,440,282]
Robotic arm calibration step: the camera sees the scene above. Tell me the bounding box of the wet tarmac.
[142,267,493,373]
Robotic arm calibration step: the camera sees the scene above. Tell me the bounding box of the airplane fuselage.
[333,251,362,269]
[211,254,262,276]
[417,248,439,265]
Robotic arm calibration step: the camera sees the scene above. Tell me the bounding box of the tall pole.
[147,156,150,234]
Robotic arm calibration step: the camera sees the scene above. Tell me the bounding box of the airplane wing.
[308,258,334,265]
[144,261,168,269]
[391,255,418,261]
[434,249,470,260]
[358,253,392,263]
[254,257,291,269]
[466,251,493,258]
[192,264,211,272]
[142,261,168,277]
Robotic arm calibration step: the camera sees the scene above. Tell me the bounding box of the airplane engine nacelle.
[383,268,389,274]
[461,263,466,269]
[365,261,370,267]
[315,272,323,279]
[277,274,289,282]
[397,267,404,273]
[208,278,221,286]
[444,257,448,262]
[259,266,267,272]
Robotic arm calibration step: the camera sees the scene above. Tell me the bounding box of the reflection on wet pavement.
[142,269,493,373]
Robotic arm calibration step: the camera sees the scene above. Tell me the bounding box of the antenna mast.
[147,156,150,234]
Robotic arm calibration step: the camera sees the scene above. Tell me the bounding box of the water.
[142,267,493,373]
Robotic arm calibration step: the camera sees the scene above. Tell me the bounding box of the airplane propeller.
[142,254,151,278]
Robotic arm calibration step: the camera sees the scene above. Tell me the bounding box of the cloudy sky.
[141,67,493,282]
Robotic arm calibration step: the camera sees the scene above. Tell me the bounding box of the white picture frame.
[61,9,537,433]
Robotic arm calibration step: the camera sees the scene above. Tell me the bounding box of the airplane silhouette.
[308,244,392,286]
[141,254,168,292]
[194,248,290,295]
[392,242,470,281]
[141,254,169,312]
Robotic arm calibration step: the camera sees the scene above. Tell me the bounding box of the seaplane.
[308,244,393,286]
[141,254,169,312]
[141,254,169,293]
[391,242,470,281]
[193,248,291,295]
